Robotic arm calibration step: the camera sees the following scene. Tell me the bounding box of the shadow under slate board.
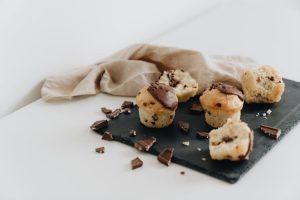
[95,79,300,183]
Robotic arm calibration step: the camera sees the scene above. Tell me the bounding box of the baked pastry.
[136,83,178,128]
[157,69,198,102]
[200,82,244,128]
[241,65,285,103]
[209,119,253,161]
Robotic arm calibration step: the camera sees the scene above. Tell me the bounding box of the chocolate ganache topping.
[210,82,244,101]
[147,83,178,110]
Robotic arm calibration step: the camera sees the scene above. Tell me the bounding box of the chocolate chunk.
[122,108,131,114]
[190,103,203,113]
[210,82,244,101]
[178,121,189,132]
[260,125,281,139]
[131,157,143,170]
[102,131,114,141]
[134,137,156,151]
[95,147,105,153]
[90,120,108,131]
[157,148,174,166]
[196,131,209,139]
[106,109,121,119]
[147,83,178,110]
[101,107,112,114]
[129,130,137,137]
[121,101,134,109]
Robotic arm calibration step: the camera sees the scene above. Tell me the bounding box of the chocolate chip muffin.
[200,82,244,128]
[241,65,285,103]
[136,83,178,128]
[209,119,253,161]
[157,69,198,102]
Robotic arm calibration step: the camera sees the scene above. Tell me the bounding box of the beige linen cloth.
[41,44,257,100]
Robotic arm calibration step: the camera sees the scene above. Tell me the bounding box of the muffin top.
[200,83,244,113]
[136,83,178,113]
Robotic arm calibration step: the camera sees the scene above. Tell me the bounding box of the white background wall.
[0,0,223,118]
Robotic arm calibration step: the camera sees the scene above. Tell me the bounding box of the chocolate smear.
[147,83,178,110]
[210,82,244,101]
[157,148,174,166]
[131,157,143,170]
[134,137,156,151]
[260,125,281,139]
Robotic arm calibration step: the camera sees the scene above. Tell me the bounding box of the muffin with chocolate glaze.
[136,83,178,128]
[200,82,244,128]
[157,69,198,102]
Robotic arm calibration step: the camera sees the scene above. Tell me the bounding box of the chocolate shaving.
[134,137,156,151]
[95,147,105,153]
[196,131,209,139]
[90,120,108,131]
[129,130,137,137]
[101,107,112,114]
[102,131,114,141]
[157,148,174,166]
[190,103,203,113]
[121,101,134,109]
[131,157,143,170]
[147,83,178,110]
[106,109,121,119]
[210,82,244,101]
[260,125,281,139]
[178,121,189,132]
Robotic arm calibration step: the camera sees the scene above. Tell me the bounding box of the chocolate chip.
[134,137,156,151]
[106,109,121,119]
[121,101,134,109]
[268,76,275,81]
[260,125,281,139]
[196,131,209,139]
[152,114,158,121]
[145,119,148,123]
[101,107,112,114]
[95,147,105,153]
[151,122,155,125]
[150,101,155,105]
[143,102,147,107]
[157,148,174,166]
[216,103,222,107]
[210,82,244,101]
[90,120,108,131]
[190,103,203,113]
[129,130,137,137]
[169,115,173,119]
[222,136,233,143]
[102,131,114,141]
[178,121,189,132]
[131,157,143,170]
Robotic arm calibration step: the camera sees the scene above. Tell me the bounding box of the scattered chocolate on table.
[106,109,121,119]
[157,148,174,166]
[134,137,156,151]
[121,101,134,109]
[260,125,281,139]
[131,157,143,170]
[102,131,114,141]
[90,120,108,131]
[95,147,105,153]
[101,107,112,114]
[178,121,189,132]
[129,130,137,137]
[196,131,209,139]
[122,108,131,114]
[190,103,203,113]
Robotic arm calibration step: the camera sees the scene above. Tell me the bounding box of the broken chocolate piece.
[157,148,174,166]
[121,101,134,109]
[90,120,108,131]
[95,147,105,153]
[134,137,156,151]
[106,109,121,119]
[101,107,112,114]
[190,103,203,113]
[260,125,281,139]
[129,130,137,137]
[180,171,185,175]
[178,121,189,132]
[131,157,143,170]
[210,82,244,101]
[122,108,131,114]
[147,83,178,110]
[102,131,114,141]
[196,131,209,139]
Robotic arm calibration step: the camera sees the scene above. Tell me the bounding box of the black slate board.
[96,78,300,183]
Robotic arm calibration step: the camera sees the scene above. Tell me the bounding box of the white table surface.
[1,2,300,200]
